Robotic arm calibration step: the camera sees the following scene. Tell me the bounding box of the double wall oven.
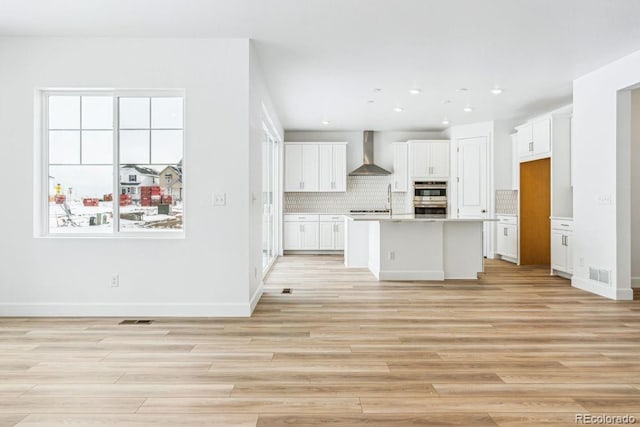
[413,181,448,217]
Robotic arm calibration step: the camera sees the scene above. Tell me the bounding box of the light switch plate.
[213,193,226,206]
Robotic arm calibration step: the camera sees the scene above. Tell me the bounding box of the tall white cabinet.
[391,142,408,192]
[284,142,347,192]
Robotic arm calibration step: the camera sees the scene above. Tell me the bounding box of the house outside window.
[43,91,184,236]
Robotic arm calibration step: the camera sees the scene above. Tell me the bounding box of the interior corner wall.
[248,42,284,311]
[0,37,256,316]
[571,48,640,300]
[631,89,640,287]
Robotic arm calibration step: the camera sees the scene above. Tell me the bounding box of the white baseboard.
[632,277,640,289]
[378,270,445,281]
[250,281,264,314]
[572,277,634,301]
[0,302,253,317]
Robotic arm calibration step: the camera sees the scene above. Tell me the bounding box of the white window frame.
[38,89,186,239]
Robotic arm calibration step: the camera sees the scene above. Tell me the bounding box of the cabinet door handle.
[333,224,337,233]
[299,181,303,189]
[504,227,508,236]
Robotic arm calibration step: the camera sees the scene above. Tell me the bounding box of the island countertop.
[345,214,498,222]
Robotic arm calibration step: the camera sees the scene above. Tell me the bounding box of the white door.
[409,142,430,178]
[551,230,566,271]
[301,145,319,191]
[284,145,303,191]
[517,124,533,158]
[497,224,508,255]
[317,145,333,191]
[457,137,487,218]
[532,118,551,155]
[332,144,347,191]
[392,143,408,192]
[284,222,301,250]
[565,233,573,274]
[429,142,450,178]
[300,221,319,249]
[319,222,334,249]
[334,221,345,250]
[505,225,518,259]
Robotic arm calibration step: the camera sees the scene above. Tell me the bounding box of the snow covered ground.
[49,200,183,233]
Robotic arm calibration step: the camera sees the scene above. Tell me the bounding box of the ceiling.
[2,0,640,131]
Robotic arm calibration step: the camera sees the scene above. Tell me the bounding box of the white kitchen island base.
[345,215,492,281]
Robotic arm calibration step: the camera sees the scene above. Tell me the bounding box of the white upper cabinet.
[429,142,450,178]
[391,142,408,192]
[285,143,346,192]
[408,140,450,179]
[517,117,552,161]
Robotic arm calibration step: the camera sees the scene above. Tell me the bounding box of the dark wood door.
[520,158,551,265]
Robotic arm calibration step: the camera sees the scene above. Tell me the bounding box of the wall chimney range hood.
[348,130,391,176]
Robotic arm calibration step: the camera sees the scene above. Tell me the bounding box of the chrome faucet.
[387,183,392,216]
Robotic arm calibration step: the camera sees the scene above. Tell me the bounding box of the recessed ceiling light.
[442,99,452,104]
[367,99,375,104]
[442,118,450,125]
[393,107,404,113]
[373,88,382,92]
[321,120,330,125]
[409,88,422,95]
[457,88,468,92]
[463,105,473,112]
[491,87,503,95]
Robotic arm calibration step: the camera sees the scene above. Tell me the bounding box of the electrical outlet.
[213,193,226,206]
[388,251,395,261]
[596,193,613,205]
[111,274,119,288]
[579,257,585,267]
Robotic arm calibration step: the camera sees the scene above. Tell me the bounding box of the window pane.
[119,164,183,232]
[119,97,150,129]
[82,131,113,164]
[151,97,183,129]
[82,96,113,129]
[49,96,80,129]
[49,131,80,164]
[48,165,113,233]
[120,130,150,164]
[151,130,183,164]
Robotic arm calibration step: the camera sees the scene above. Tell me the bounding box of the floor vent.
[282,288,292,294]
[119,319,154,325]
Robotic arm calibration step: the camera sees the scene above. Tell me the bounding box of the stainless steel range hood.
[348,130,391,176]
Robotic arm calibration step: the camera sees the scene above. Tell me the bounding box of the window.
[165,173,173,183]
[43,91,184,236]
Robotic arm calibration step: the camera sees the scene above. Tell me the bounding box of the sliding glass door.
[262,127,279,271]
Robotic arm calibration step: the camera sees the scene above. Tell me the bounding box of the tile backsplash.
[495,189,518,215]
[284,176,411,213]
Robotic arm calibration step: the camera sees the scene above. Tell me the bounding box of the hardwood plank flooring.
[1,255,640,426]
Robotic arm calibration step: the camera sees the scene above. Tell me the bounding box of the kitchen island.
[345,214,497,281]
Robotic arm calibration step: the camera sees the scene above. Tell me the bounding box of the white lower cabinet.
[496,215,518,261]
[284,214,343,251]
[551,218,573,275]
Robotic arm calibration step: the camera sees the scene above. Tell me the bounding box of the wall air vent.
[589,267,611,284]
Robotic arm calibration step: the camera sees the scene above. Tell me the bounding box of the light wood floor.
[2,256,640,426]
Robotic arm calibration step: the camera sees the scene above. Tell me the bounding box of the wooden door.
[520,158,551,265]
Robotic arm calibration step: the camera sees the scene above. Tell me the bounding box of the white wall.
[631,89,640,287]
[0,37,277,316]
[571,48,640,300]
[248,42,284,307]
[284,130,444,172]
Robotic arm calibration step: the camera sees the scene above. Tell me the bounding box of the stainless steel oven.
[413,181,447,217]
